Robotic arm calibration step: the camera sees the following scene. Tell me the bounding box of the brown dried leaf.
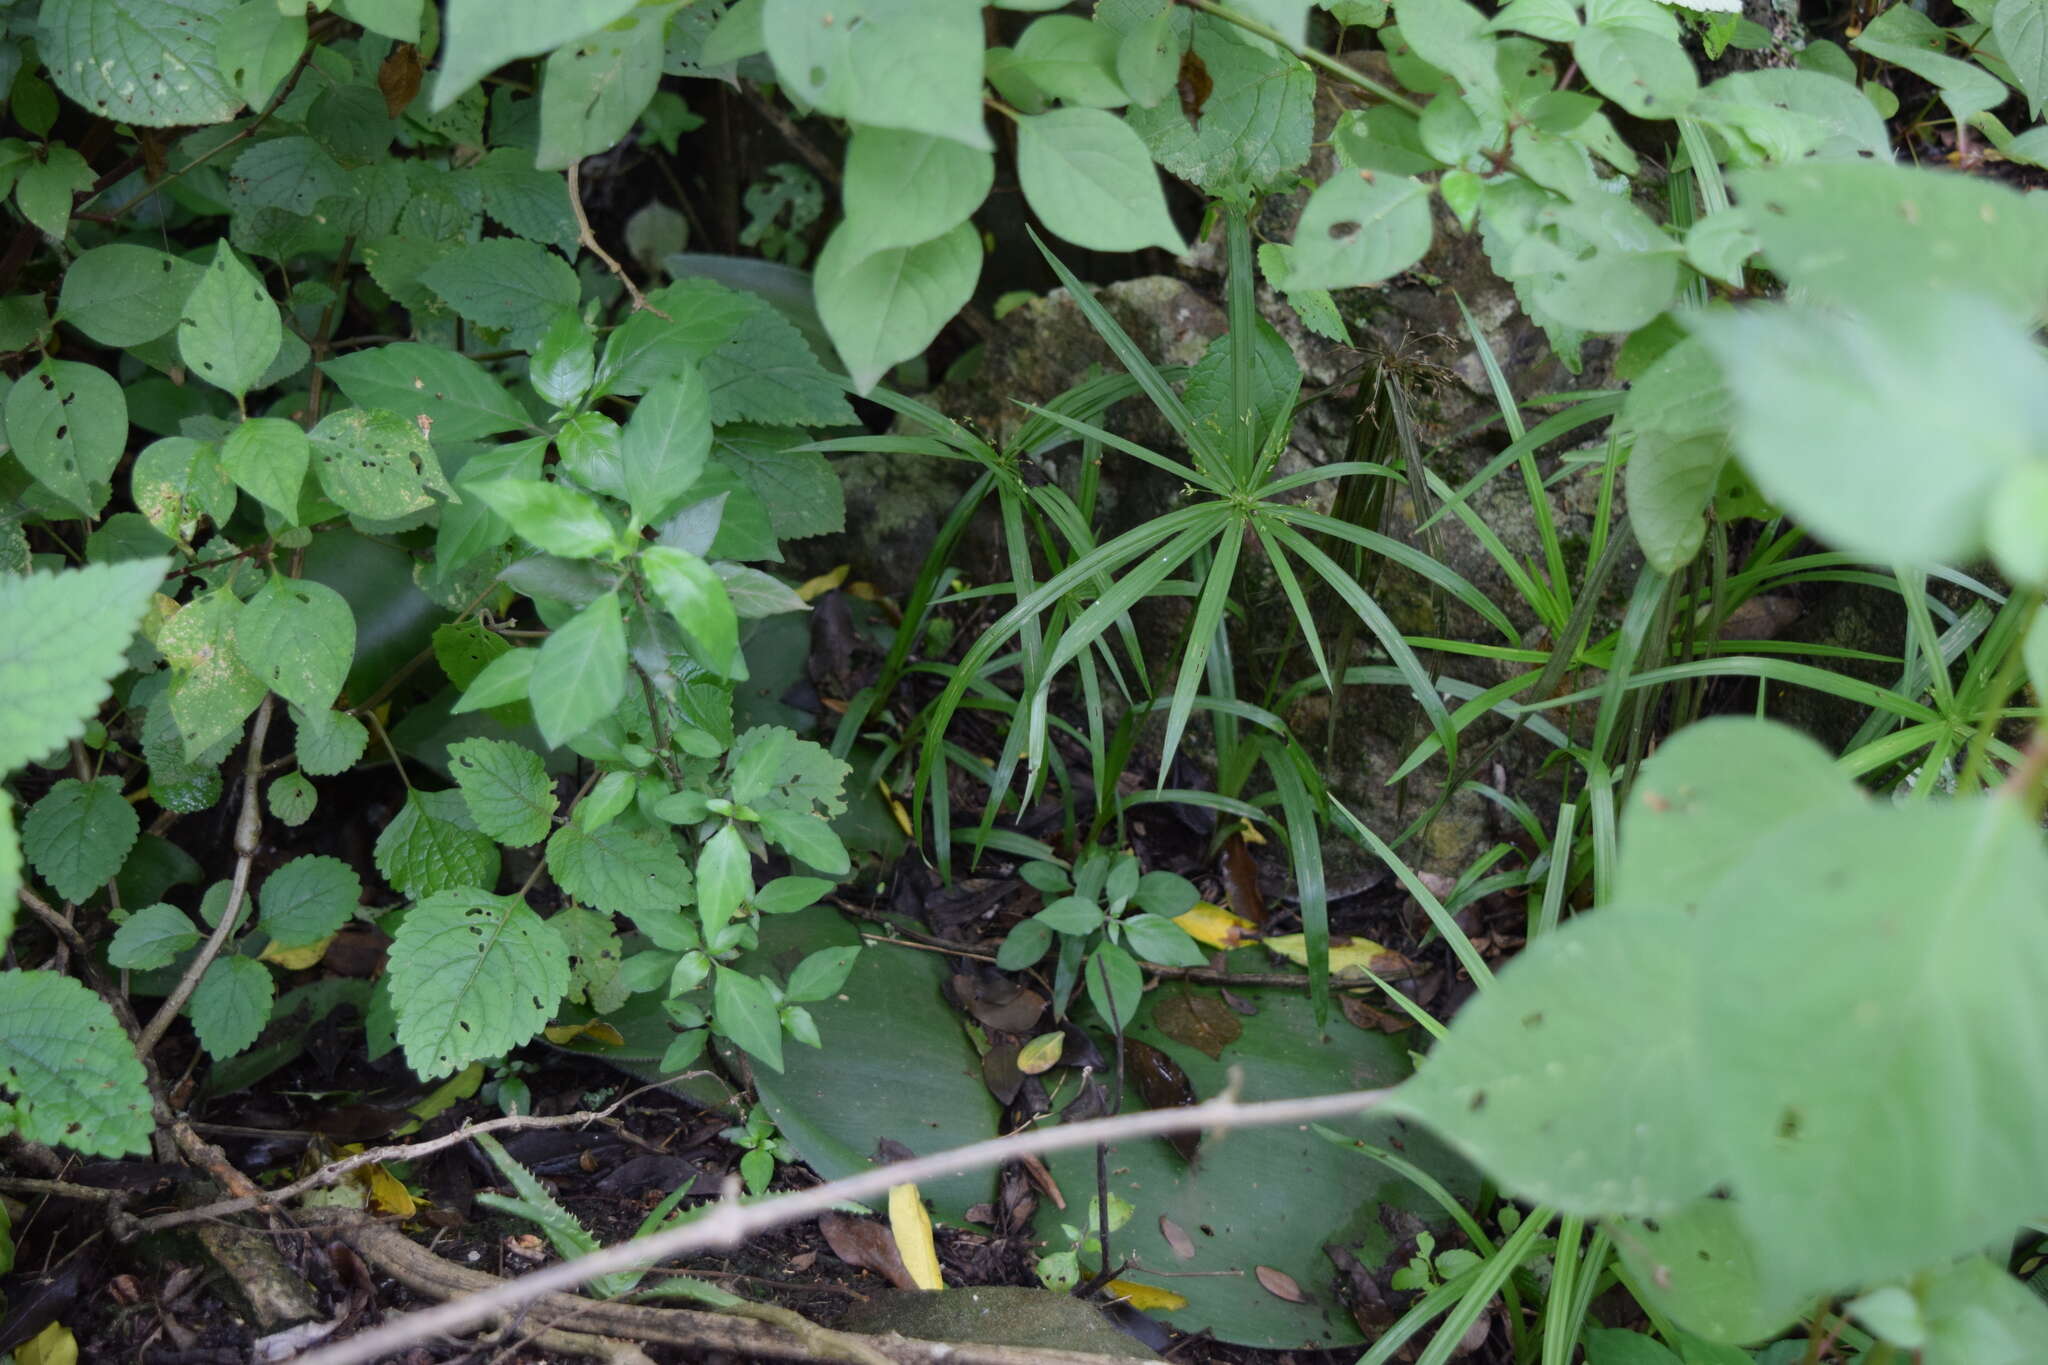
[1339,994,1411,1034]
[981,1041,1024,1105]
[1220,832,1266,925]
[1126,1039,1199,1162]
[1153,992,1241,1060]
[1255,1264,1308,1302]
[1020,1154,1065,1211]
[818,1213,917,1290]
[1159,1216,1195,1261]
[377,45,423,119]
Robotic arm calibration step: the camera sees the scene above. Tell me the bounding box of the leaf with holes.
[6,357,128,517]
[320,343,533,442]
[0,971,153,1155]
[159,590,267,760]
[233,575,355,711]
[547,818,694,916]
[41,0,241,127]
[535,1,676,169]
[57,244,202,347]
[448,737,557,847]
[178,241,281,401]
[1286,173,1432,290]
[309,407,452,521]
[374,788,500,899]
[388,889,571,1079]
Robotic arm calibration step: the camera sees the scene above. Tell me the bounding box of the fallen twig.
[569,159,670,320]
[295,1077,1393,1365]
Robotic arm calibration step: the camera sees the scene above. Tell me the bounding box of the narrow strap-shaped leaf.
[1265,740,1329,1027]
[1591,566,1672,765]
[1455,291,1570,615]
[1225,206,1257,487]
[1257,460,1405,497]
[1275,505,1523,644]
[835,375,993,455]
[1013,400,1218,491]
[1157,525,1242,785]
[1417,393,1625,534]
[1329,796,1496,990]
[1255,523,1335,700]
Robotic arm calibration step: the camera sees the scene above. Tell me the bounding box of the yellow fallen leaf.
[1173,902,1258,951]
[1261,933,1419,979]
[879,781,914,837]
[366,1163,418,1217]
[1235,817,1267,846]
[797,564,850,601]
[259,934,334,970]
[1105,1278,1188,1312]
[887,1183,944,1290]
[408,1061,484,1125]
[18,1321,77,1365]
[543,1021,626,1047]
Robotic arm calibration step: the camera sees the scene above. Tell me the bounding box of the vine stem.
[1183,0,1425,117]
[294,1076,1395,1365]
[568,159,671,320]
[134,695,276,1060]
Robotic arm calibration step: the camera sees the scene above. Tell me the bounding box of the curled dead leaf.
[1154,991,1241,1060]
[1255,1264,1309,1302]
[819,1212,916,1290]
[376,44,422,118]
[1159,1215,1195,1261]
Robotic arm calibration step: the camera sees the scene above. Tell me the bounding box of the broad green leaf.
[6,357,129,516]
[713,426,846,540]
[219,417,311,522]
[784,945,860,1001]
[546,818,694,914]
[641,544,740,674]
[471,478,618,558]
[757,808,850,875]
[1573,23,1697,118]
[1989,461,2048,590]
[1391,0,1501,105]
[1913,1256,2048,1364]
[308,407,451,521]
[621,369,712,528]
[334,0,421,41]
[178,241,281,400]
[469,148,580,253]
[1037,895,1105,934]
[258,853,361,948]
[22,777,138,903]
[1731,162,2048,324]
[1627,431,1729,574]
[841,128,992,251]
[57,244,202,347]
[12,146,90,239]
[815,219,980,393]
[699,297,857,427]
[447,737,558,846]
[419,239,580,338]
[1010,14,1127,108]
[450,648,538,714]
[1083,940,1143,1030]
[160,590,267,759]
[292,704,369,776]
[108,902,203,969]
[0,559,168,774]
[374,788,500,899]
[433,0,640,108]
[233,574,355,711]
[1613,1200,1806,1345]
[217,0,305,108]
[535,1,677,169]
[188,954,275,1059]
[1227,0,1311,41]
[267,770,316,825]
[226,135,347,218]
[716,563,809,618]
[41,0,241,127]
[1614,718,1861,909]
[0,971,153,1156]
[1115,6,1179,108]
[1015,108,1186,254]
[727,725,849,816]
[140,689,225,814]
[1996,0,2048,119]
[530,311,595,410]
[1853,5,2009,123]
[388,889,571,1078]
[1392,901,1719,1214]
[1688,293,2047,567]
[1285,172,1432,289]
[1122,13,1315,196]
[714,964,784,1071]
[321,342,534,442]
[528,591,627,746]
[696,822,752,937]
[764,0,989,150]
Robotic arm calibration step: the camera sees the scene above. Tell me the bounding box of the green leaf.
[1913,1255,2048,1364]
[1995,0,2048,119]
[58,244,203,347]
[1083,940,1143,1030]
[0,970,153,1156]
[1612,1199,1804,1345]
[469,148,580,254]
[177,240,281,400]
[388,889,571,1078]
[546,818,694,914]
[267,770,316,826]
[0,559,168,775]
[1037,896,1104,935]
[419,239,580,338]
[1133,869,1198,915]
[1015,108,1185,255]
[715,427,846,540]
[1122,13,1314,197]
[433,0,640,108]
[219,417,311,522]
[716,564,808,618]
[755,875,833,914]
[472,478,618,558]
[292,704,369,776]
[699,296,857,427]
[530,310,595,410]
[11,145,90,239]
[997,918,1053,970]
[320,343,533,443]
[41,0,241,127]
[1627,431,1730,575]
[1286,172,1433,289]
[160,590,267,759]
[447,737,558,846]
[1687,293,2045,568]
[22,777,138,903]
[108,902,203,969]
[334,0,421,42]
[450,648,538,715]
[757,809,850,875]
[1853,5,2009,123]
[233,574,355,711]
[764,0,989,150]
[641,544,739,675]
[1573,23,1697,119]
[309,406,451,521]
[528,591,628,746]
[535,1,676,169]
[1010,14,1128,108]
[131,437,236,542]
[258,853,361,948]
[815,219,981,394]
[621,368,713,528]
[217,0,306,109]
[841,127,992,251]
[1115,6,1178,107]
[374,788,500,899]
[6,357,129,516]
[188,955,275,1059]
[714,964,784,1072]
[696,822,752,938]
